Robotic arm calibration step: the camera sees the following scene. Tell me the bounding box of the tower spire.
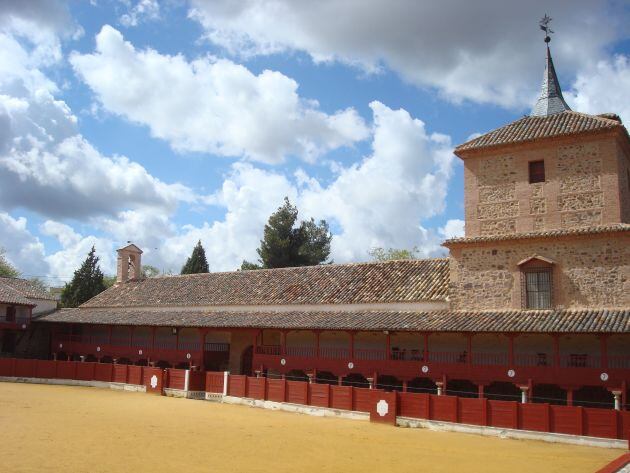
[530,15,571,117]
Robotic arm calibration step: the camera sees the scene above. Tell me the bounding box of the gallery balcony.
[252,345,630,388]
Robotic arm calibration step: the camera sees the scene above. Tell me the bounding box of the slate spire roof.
[531,45,571,117]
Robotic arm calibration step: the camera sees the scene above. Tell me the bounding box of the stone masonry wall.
[448,232,630,310]
[463,134,625,237]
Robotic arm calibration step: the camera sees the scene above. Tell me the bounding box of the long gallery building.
[3,40,630,410]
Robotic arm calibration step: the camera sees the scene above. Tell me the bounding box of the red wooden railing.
[0,358,627,442]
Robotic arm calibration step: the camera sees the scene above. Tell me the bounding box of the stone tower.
[444,38,630,311]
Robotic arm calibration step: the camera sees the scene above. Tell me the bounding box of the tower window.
[529,160,545,183]
[523,269,552,309]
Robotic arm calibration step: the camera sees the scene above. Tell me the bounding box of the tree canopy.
[60,246,107,308]
[368,247,419,262]
[181,240,210,274]
[0,249,19,278]
[241,197,332,270]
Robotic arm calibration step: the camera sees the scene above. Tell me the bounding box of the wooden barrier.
[246,377,266,400]
[330,385,353,411]
[0,358,625,441]
[266,378,285,402]
[188,370,206,391]
[143,367,164,394]
[286,381,308,405]
[309,383,330,408]
[227,375,247,397]
[370,390,397,425]
[166,369,186,390]
[205,371,225,393]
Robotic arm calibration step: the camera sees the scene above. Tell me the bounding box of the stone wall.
[448,232,630,310]
[463,134,626,237]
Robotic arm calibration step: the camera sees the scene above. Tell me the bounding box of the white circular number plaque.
[421,365,429,374]
[138,349,143,355]
[507,369,516,378]
[186,353,192,360]
[96,346,101,352]
[600,372,609,382]
[347,362,354,369]
[59,343,63,349]
[376,399,389,417]
[280,358,286,366]
[150,375,158,389]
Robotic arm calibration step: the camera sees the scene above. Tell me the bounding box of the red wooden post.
[130,326,135,348]
[600,335,609,369]
[553,334,560,368]
[402,381,407,392]
[175,328,180,351]
[386,332,391,360]
[108,325,112,345]
[337,375,343,386]
[315,331,320,359]
[349,332,355,360]
[508,335,515,367]
[280,330,286,356]
[423,333,429,361]
[567,388,573,406]
[478,384,485,399]
[467,333,472,366]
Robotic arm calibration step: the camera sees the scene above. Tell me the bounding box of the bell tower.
[444,16,630,311]
[116,243,143,283]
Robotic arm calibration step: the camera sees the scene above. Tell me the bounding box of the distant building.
[0,277,57,354]
[35,38,629,408]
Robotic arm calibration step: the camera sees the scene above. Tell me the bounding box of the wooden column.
[315,331,320,359]
[280,330,286,356]
[553,334,560,368]
[467,333,472,366]
[108,325,112,345]
[175,328,180,351]
[508,335,515,367]
[151,327,156,350]
[423,333,429,362]
[478,384,485,399]
[349,332,355,360]
[600,335,609,369]
[386,332,391,360]
[566,388,573,406]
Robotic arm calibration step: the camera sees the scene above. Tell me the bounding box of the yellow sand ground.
[0,382,620,473]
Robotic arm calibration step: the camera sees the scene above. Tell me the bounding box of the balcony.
[252,346,630,387]
[0,316,30,329]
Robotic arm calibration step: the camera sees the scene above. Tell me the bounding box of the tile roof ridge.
[130,257,449,280]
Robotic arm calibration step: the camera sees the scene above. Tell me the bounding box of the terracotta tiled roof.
[0,282,32,306]
[37,307,630,333]
[443,224,630,246]
[0,277,56,301]
[455,111,626,155]
[82,259,449,308]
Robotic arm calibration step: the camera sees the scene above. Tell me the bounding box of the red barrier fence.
[0,359,627,442]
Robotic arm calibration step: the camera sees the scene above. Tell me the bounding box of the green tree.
[142,265,160,278]
[0,248,20,278]
[60,246,107,308]
[242,197,332,270]
[181,240,210,274]
[368,247,419,262]
[28,277,49,293]
[103,275,117,289]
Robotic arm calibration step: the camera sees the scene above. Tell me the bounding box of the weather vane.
[539,14,553,43]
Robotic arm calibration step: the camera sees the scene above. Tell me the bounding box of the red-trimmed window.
[529,160,545,184]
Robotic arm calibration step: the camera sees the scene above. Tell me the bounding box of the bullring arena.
[0,382,620,473]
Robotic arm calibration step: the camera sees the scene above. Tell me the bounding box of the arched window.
[518,256,554,309]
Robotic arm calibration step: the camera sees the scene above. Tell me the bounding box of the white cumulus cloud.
[70,26,369,164]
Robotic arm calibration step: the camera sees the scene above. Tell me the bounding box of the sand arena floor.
[0,382,620,473]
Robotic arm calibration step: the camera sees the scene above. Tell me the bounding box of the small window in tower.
[529,160,545,183]
[523,269,552,309]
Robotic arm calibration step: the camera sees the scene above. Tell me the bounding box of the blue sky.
[0,0,629,284]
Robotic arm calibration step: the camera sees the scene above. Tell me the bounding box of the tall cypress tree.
[60,246,106,308]
[181,240,210,274]
[241,197,332,270]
